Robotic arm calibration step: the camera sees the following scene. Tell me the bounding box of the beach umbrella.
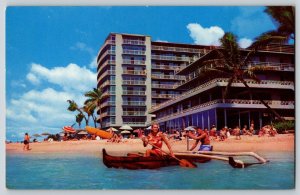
[184,126,196,131]
[119,125,133,130]
[32,133,41,137]
[106,127,118,132]
[62,126,76,133]
[77,130,88,135]
[120,130,131,134]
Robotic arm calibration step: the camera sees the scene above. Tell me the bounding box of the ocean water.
[6,151,294,189]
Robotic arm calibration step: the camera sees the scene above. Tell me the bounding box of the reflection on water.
[6,152,294,189]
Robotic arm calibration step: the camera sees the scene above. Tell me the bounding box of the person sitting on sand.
[23,133,31,151]
[209,125,218,140]
[142,123,174,157]
[219,127,227,141]
[242,125,252,136]
[233,126,241,140]
[187,128,212,151]
[249,122,255,135]
[268,126,278,137]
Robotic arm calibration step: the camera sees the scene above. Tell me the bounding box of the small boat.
[102,148,210,169]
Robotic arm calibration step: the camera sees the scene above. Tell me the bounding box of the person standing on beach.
[142,123,174,157]
[187,128,212,151]
[23,133,31,151]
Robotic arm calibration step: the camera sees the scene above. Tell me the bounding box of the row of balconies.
[123,39,145,45]
[151,83,180,89]
[101,80,116,88]
[151,55,193,61]
[122,122,146,126]
[122,70,147,76]
[98,50,116,64]
[151,64,185,71]
[151,45,208,54]
[100,101,116,109]
[122,59,146,65]
[97,60,116,77]
[153,99,295,123]
[123,49,146,55]
[98,70,116,83]
[122,80,145,85]
[123,90,146,96]
[151,74,184,80]
[152,94,178,99]
[150,78,294,112]
[122,101,146,106]
[123,111,146,116]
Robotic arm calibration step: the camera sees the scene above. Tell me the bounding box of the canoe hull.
[86,126,113,139]
[102,149,210,169]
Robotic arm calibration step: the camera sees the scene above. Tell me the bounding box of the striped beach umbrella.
[62,126,76,133]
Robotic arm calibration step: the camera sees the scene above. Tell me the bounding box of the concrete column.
[145,36,152,126]
[115,34,123,126]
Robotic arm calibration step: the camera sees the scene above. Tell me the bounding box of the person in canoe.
[187,128,212,151]
[142,123,175,157]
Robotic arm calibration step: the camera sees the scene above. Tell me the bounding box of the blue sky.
[6,6,276,141]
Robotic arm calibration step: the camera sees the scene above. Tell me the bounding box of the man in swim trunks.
[142,123,175,157]
[23,133,31,151]
[187,128,212,151]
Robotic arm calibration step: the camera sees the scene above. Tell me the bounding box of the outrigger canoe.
[102,148,210,169]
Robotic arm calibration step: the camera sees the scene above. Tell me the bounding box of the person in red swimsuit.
[142,123,175,157]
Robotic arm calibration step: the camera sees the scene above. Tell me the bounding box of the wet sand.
[6,134,294,155]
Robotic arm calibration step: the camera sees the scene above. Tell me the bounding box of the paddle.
[147,142,197,168]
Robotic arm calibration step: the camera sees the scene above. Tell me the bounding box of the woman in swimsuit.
[142,123,174,157]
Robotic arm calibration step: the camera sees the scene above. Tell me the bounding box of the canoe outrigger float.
[102,148,268,169]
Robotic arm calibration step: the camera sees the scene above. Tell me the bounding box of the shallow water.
[6,151,294,189]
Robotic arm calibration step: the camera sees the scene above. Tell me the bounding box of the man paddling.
[187,128,212,151]
[142,123,175,157]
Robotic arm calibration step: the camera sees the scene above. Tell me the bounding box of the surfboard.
[85,126,113,139]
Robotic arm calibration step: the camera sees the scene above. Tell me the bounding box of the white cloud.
[238,38,253,48]
[70,42,94,55]
[27,63,96,92]
[7,63,98,139]
[187,23,225,46]
[89,56,97,69]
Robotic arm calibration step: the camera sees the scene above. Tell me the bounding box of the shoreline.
[6,134,294,155]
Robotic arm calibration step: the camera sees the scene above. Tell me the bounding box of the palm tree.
[67,100,88,125]
[206,32,283,121]
[252,6,295,47]
[83,102,97,127]
[84,88,103,128]
[76,113,84,128]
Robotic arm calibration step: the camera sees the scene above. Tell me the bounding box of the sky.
[5,6,277,141]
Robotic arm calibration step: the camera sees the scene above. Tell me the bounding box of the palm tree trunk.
[241,79,284,121]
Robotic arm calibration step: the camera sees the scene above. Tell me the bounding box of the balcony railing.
[97,60,116,75]
[151,83,180,89]
[98,70,116,83]
[123,90,146,96]
[153,99,295,122]
[123,70,147,75]
[151,78,295,112]
[122,80,145,85]
[151,55,192,61]
[101,80,116,88]
[123,111,146,116]
[152,94,178,99]
[101,91,116,97]
[123,101,146,106]
[151,74,184,80]
[98,50,116,64]
[122,122,146,126]
[123,39,145,45]
[151,64,184,71]
[100,111,116,118]
[100,101,116,108]
[123,49,146,55]
[123,60,146,65]
[151,45,209,54]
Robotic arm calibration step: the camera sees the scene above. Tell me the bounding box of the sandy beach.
[6,134,294,155]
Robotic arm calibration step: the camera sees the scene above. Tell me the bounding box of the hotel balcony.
[104,39,116,45]
[123,49,146,55]
[152,94,178,99]
[122,122,146,127]
[98,50,116,64]
[151,64,185,71]
[122,80,145,86]
[122,70,147,76]
[100,101,116,109]
[123,39,145,45]
[101,91,116,98]
[152,99,295,123]
[151,55,192,61]
[150,78,294,113]
[123,90,146,96]
[97,60,116,75]
[151,74,184,80]
[101,80,116,88]
[123,111,146,116]
[123,60,146,65]
[100,111,116,118]
[151,83,180,89]
[151,45,208,54]
[123,101,146,106]
[97,70,116,83]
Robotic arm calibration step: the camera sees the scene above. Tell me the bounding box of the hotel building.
[149,44,295,131]
[96,33,212,129]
